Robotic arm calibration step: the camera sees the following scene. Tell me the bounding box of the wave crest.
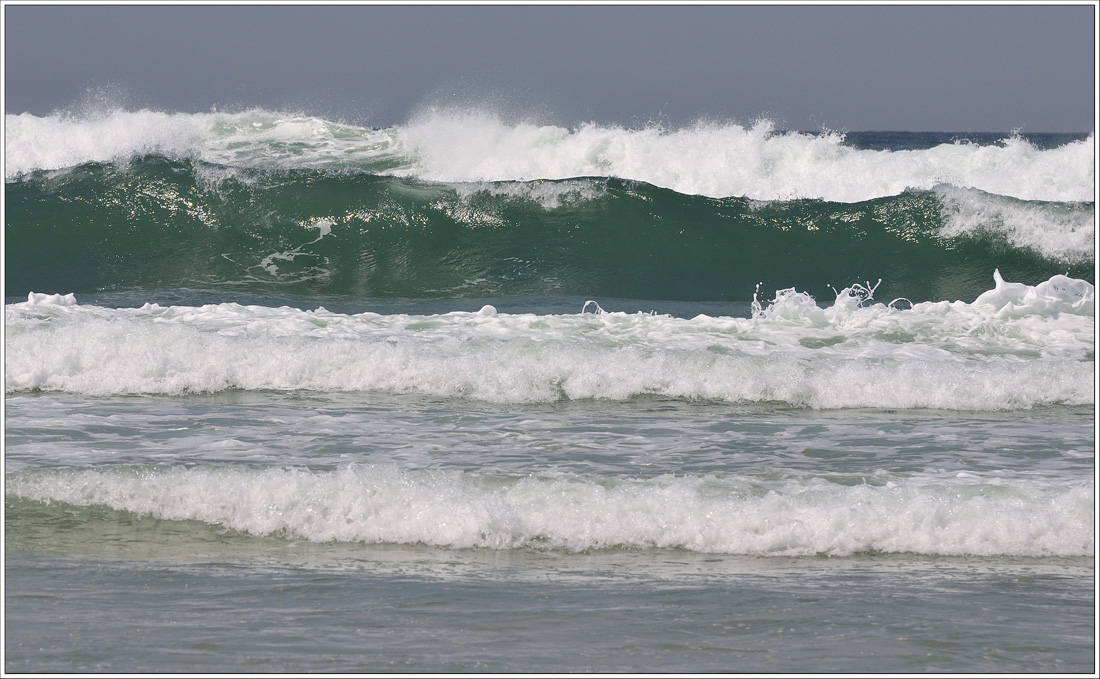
[6,108,1094,203]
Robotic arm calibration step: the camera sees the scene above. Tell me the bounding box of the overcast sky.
[3,4,1095,132]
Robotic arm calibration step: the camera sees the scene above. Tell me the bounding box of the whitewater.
[5,107,1095,202]
[5,272,1094,409]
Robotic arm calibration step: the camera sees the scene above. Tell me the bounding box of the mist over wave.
[5,107,1094,203]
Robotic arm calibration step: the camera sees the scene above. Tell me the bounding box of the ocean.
[3,107,1095,674]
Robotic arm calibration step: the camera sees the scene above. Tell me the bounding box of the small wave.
[7,464,1092,557]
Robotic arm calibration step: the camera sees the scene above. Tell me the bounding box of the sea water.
[3,108,1095,673]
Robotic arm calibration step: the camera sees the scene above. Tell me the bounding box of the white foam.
[935,185,1095,263]
[257,216,336,276]
[5,273,1093,409]
[3,108,403,179]
[6,464,1092,557]
[5,108,1094,203]
[972,269,1095,317]
[24,292,77,306]
[345,110,1099,202]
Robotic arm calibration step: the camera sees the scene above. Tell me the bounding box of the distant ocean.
[4,108,1095,673]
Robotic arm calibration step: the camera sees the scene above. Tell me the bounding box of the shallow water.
[5,391,1095,673]
[5,550,1092,673]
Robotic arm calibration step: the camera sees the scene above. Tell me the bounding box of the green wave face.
[6,156,1092,303]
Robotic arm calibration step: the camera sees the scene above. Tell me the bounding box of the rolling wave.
[5,156,1092,302]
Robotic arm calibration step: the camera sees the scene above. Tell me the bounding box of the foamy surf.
[5,273,1093,408]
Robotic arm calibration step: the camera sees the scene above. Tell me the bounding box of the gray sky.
[3,4,1095,132]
